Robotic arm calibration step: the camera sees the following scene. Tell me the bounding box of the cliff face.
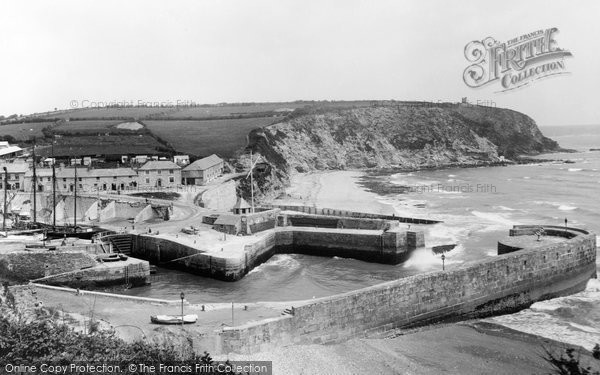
[239,104,560,200]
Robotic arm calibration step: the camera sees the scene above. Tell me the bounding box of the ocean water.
[123,125,600,349]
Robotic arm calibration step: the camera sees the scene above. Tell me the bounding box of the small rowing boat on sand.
[150,314,198,325]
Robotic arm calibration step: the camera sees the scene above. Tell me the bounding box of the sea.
[124,124,600,350]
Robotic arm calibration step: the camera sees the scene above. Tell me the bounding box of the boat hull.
[150,314,198,325]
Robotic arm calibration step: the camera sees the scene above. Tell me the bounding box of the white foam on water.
[494,205,516,211]
[247,254,300,275]
[568,168,583,172]
[558,205,578,211]
[402,246,463,270]
[523,176,530,179]
[471,211,517,227]
[490,278,600,350]
[533,201,578,211]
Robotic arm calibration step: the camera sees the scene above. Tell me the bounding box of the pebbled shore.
[221,321,599,375]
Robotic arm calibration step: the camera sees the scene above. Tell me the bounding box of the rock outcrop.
[238,103,561,200]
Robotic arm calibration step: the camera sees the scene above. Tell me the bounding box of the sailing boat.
[43,156,104,241]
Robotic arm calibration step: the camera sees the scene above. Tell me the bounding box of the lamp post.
[564,218,568,236]
[441,254,446,271]
[180,292,185,328]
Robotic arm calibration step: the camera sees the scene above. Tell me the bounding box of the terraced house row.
[0,154,224,193]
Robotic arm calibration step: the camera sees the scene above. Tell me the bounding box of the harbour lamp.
[180,292,185,327]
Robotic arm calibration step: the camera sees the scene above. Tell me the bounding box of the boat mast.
[250,150,254,214]
[2,166,7,232]
[32,143,37,224]
[51,142,56,228]
[73,158,77,228]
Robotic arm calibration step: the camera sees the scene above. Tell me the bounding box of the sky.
[0,0,598,126]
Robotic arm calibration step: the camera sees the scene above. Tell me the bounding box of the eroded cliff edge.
[238,103,561,200]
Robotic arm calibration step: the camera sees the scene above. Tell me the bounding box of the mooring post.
[441,254,446,271]
[231,302,234,326]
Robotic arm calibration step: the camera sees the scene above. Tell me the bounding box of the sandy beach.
[221,322,599,375]
[279,170,396,215]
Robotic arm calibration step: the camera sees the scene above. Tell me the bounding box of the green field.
[145,116,282,157]
[36,134,168,158]
[52,120,142,135]
[1,101,381,159]
[0,122,53,141]
[33,103,303,120]
[39,107,175,120]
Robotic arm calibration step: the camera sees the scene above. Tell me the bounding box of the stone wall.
[99,200,146,222]
[280,212,397,231]
[264,204,441,224]
[132,227,416,281]
[217,227,597,354]
[244,209,280,234]
[34,260,150,288]
[63,196,97,222]
[0,250,97,281]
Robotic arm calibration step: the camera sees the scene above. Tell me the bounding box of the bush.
[0,313,238,374]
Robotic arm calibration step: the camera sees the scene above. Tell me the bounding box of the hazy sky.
[1,0,598,126]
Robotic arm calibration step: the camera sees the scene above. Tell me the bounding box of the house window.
[145,171,149,175]
[169,169,174,174]
[169,177,174,183]
[96,177,100,180]
[145,178,150,184]
[79,184,82,189]
[47,177,51,182]
[157,170,161,174]
[63,178,66,182]
[103,184,107,190]
[63,184,67,189]
[78,177,82,181]
[113,176,117,179]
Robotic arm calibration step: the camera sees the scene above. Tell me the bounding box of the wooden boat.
[44,225,104,241]
[96,253,128,262]
[24,243,57,251]
[150,314,198,325]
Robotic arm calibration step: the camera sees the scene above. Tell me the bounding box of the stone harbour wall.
[217,226,597,354]
[0,251,97,281]
[132,227,417,281]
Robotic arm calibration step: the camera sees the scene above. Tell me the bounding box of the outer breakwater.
[133,226,423,281]
[264,204,441,224]
[214,225,596,354]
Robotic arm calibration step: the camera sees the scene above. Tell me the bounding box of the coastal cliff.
[238,103,560,200]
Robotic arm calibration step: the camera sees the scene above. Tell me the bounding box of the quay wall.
[32,260,150,288]
[132,228,416,281]
[0,251,97,281]
[217,226,597,354]
[0,249,149,287]
[264,204,441,224]
[280,212,398,231]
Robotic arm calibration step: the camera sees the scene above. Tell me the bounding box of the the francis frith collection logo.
[463,28,572,92]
